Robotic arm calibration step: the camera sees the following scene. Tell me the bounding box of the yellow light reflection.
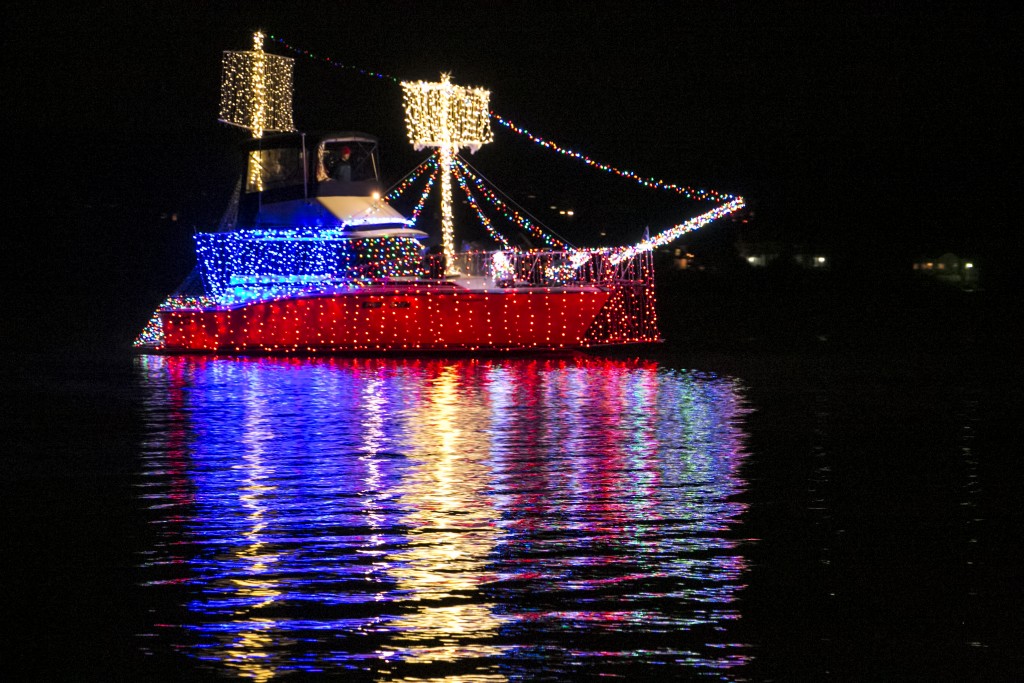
[381,363,508,668]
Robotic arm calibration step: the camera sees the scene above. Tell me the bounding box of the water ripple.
[134,355,752,679]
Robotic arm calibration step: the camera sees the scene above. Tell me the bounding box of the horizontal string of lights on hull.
[156,288,625,352]
[134,242,661,352]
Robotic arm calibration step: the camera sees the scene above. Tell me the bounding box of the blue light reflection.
[135,355,753,679]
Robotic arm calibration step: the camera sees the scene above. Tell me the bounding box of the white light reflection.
[135,356,753,679]
[379,363,510,669]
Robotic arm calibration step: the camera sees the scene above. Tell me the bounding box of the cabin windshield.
[245,147,302,193]
[317,139,378,183]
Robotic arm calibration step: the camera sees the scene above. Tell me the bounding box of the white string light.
[402,74,493,272]
[219,31,295,136]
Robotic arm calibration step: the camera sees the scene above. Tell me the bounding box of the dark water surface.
[5,350,1022,681]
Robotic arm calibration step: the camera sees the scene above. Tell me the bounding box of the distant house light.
[816,256,826,263]
[965,262,974,269]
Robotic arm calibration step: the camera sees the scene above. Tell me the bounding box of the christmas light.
[384,156,436,202]
[139,247,661,352]
[408,165,439,225]
[136,35,749,354]
[220,31,296,195]
[133,295,220,348]
[491,113,739,203]
[194,227,424,300]
[269,34,400,84]
[438,143,456,268]
[219,31,295,136]
[490,251,515,283]
[610,198,746,265]
[402,74,494,272]
[267,35,740,205]
[451,159,513,249]
[266,35,743,246]
[454,157,567,250]
[401,75,493,153]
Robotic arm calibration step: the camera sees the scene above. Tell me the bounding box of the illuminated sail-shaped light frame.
[402,75,493,272]
[218,31,295,138]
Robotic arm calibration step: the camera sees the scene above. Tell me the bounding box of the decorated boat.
[134,33,744,354]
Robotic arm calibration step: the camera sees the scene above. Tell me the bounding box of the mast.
[401,74,493,273]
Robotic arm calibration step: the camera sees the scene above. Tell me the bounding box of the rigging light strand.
[491,113,739,203]
[264,34,740,206]
[455,158,566,250]
[268,35,400,83]
[452,160,514,249]
[259,34,745,253]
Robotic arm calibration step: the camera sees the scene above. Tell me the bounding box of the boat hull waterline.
[152,286,658,353]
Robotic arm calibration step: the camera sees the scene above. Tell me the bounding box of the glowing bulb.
[219,31,295,136]
[401,75,493,272]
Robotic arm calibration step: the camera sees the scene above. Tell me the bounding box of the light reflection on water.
[135,355,752,680]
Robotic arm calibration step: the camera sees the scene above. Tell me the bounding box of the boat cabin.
[236,131,407,229]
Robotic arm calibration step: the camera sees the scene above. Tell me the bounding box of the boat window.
[317,140,377,182]
[246,147,301,193]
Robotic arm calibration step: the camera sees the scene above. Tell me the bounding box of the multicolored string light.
[455,157,567,250]
[383,151,559,250]
[408,163,440,226]
[195,227,425,299]
[490,113,738,203]
[137,35,701,353]
[385,155,436,202]
[264,35,744,230]
[268,34,400,84]
[451,159,513,249]
[133,295,222,347]
[610,198,746,265]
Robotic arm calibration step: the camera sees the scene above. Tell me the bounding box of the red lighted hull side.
[159,289,613,352]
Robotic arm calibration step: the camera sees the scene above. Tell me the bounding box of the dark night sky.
[5,1,1020,347]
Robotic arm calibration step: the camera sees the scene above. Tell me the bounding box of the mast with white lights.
[401,74,494,273]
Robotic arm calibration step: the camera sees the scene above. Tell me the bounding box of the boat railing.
[447,249,652,287]
[197,227,653,298]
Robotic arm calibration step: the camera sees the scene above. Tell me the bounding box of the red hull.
[159,288,615,352]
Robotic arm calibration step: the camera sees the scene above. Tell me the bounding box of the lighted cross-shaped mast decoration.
[402,74,494,273]
[218,31,295,191]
